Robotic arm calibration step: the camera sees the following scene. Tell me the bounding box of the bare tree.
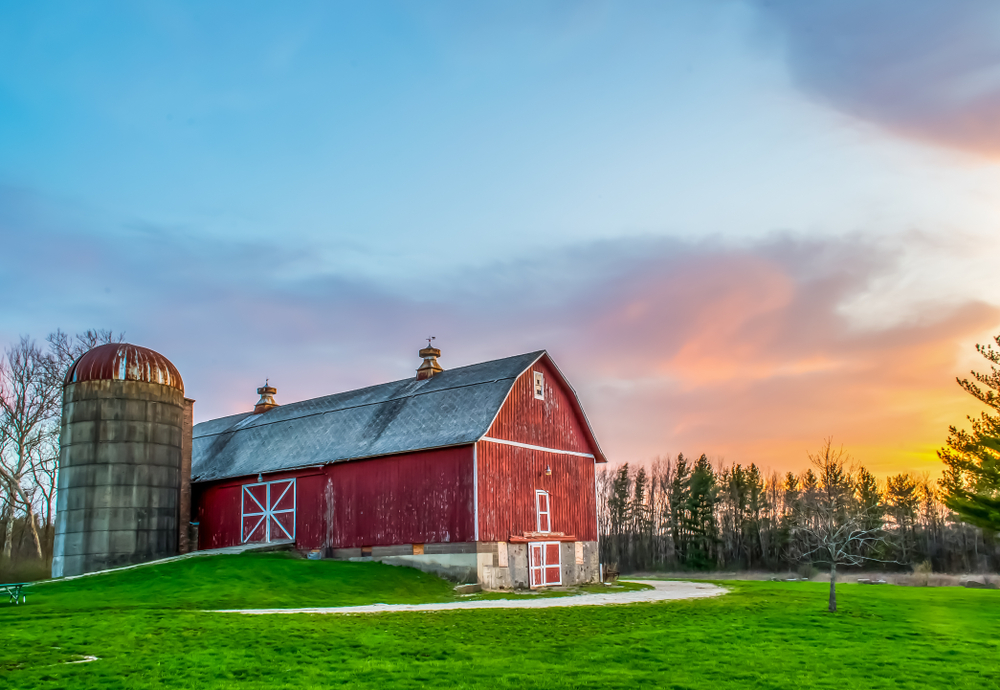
[0,337,61,560]
[790,440,896,612]
[46,328,124,379]
[0,329,123,565]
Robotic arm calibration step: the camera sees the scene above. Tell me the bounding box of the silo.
[52,344,190,578]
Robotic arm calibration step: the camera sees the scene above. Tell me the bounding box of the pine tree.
[886,473,919,562]
[938,333,1000,532]
[685,455,718,569]
[668,454,691,564]
[608,464,631,568]
[744,464,765,568]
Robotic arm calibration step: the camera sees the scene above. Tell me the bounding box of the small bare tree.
[790,440,897,612]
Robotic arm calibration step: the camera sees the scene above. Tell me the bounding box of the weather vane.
[427,336,436,347]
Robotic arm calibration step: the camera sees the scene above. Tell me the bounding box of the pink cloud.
[2,193,995,478]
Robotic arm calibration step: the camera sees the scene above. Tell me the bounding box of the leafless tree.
[789,440,898,612]
[0,337,61,560]
[46,328,124,380]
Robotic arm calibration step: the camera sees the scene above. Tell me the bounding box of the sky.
[1,0,999,477]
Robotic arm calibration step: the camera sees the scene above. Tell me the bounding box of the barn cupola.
[254,381,279,414]
[416,339,443,381]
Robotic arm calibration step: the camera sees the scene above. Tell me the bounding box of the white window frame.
[241,478,296,543]
[535,489,551,533]
[533,371,545,400]
[529,541,562,588]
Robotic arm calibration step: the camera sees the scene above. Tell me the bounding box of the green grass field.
[2,552,998,689]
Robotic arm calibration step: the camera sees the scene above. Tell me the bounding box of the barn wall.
[485,357,592,453]
[192,445,475,551]
[325,445,475,548]
[476,442,598,542]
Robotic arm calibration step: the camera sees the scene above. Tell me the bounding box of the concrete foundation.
[331,540,600,589]
[479,540,600,589]
[52,379,185,578]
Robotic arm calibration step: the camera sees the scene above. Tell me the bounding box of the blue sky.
[2,1,999,473]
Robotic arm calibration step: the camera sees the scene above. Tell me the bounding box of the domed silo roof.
[65,343,184,392]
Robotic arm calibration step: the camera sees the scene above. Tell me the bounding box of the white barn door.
[529,541,562,587]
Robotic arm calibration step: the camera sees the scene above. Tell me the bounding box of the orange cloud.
[563,252,998,476]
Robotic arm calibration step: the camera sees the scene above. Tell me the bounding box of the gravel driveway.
[214,579,727,615]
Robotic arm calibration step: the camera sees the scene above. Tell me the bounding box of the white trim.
[535,489,551,533]
[473,443,479,542]
[480,436,595,459]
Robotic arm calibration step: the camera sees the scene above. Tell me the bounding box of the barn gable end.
[476,354,603,546]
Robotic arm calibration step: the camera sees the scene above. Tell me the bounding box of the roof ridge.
[193,375,521,440]
[193,350,546,439]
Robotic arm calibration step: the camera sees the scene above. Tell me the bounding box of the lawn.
[1,553,997,689]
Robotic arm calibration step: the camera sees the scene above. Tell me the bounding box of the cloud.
[1,187,997,476]
[750,0,1000,156]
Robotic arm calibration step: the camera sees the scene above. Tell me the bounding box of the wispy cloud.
[750,0,1000,156]
[3,186,996,475]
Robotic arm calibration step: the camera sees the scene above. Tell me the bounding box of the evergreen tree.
[886,473,919,563]
[685,455,718,569]
[855,467,884,532]
[744,464,765,568]
[631,467,653,570]
[608,464,631,567]
[938,332,1000,532]
[668,454,691,564]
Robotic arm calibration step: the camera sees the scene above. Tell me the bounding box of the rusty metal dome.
[65,343,184,392]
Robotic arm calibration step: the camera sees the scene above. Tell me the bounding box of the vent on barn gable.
[534,371,544,400]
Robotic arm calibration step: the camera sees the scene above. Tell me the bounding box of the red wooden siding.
[476,441,597,542]
[485,357,592,453]
[193,445,475,551]
[326,445,475,548]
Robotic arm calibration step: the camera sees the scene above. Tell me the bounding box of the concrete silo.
[52,344,193,578]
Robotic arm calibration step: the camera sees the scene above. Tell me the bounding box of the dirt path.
[214,580,727,615]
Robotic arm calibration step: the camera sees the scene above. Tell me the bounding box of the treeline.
[597,449,998,574]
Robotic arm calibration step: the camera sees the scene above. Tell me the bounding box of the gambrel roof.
[191,350,606,483]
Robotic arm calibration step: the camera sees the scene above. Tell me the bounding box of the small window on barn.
[533,371,544,400]
[535,490,551,533]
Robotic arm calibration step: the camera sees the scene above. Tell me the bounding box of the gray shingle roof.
[191,351,548,483]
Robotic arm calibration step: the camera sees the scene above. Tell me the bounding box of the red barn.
[191,348,607,588]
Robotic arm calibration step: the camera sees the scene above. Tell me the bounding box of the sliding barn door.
[241,478,296,543]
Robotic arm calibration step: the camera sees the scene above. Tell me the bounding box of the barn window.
[535,490,551,533]
[533,371,544,400]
